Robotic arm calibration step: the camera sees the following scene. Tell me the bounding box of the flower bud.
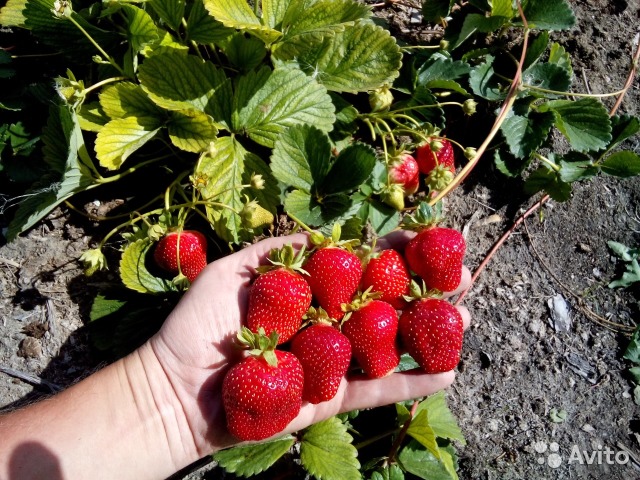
[369,86,394,112]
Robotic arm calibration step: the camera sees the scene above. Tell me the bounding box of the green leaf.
[234,66,335,147]
[522,32,549,70]
[524,166,571,201]
[99,82,161,119]
[300,416,361,480]
[500,105,555,158]
[422,0,453,23]
[244,153,281,215]
[601,151,640,178]
[204,0,282,44]
[167,110,218,153]
[284,190,324,226]
[186,0,235,44]
[608,240,640,263]
[121,4,160,54]
[540,98,612,152]
[406,411,440,458]
[491,0,514,18]
[89,294,127,322]
[320,143,377,195]
[225,33,268,72]
[558,156,598,183]
[272,0,372,60]
[519,0,576,31]
[95,116,163,170]
[469,55,507,100]
[630,366,640,384]
[609,258,640,289]
[416,55,471,87]
[522,63,571,96]
[494,149,530,177]
[416,391,466,444]
[78,102,110,132]
[149,0,185,32]
[294,22,402,93]
[624,327,640,363]
[138,51,229,117]
[548,42,573,79]
[271,124,332,192]
[398,439,458,480]
[6,106,98,240]
[120,239,176,294]
[195,136,249,243]
[370,464,405,480]
[447,14,508,50]
[0,0,27,27]
[366,199,401,237]
[213,436,295,477]
[608,114,640,151]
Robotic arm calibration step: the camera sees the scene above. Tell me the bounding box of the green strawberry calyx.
[303,306,339,327]
[256,244,309,275]
[401,201,444,231]
[426,165,455,191]
[341,287,383,322]
[235,327,280,367]
[403,279,443,303]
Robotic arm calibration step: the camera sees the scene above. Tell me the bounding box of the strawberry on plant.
[341,296,400,378]
[389,153,420,195]
[153,230,208,283]
[290,314,352,404]
[303,225,362,320]
[415,138,455,191]
[246,245,312,344]
[361,249,411,310]
[399,297,464,373]
[403,202,466,293]
[222,328,304,441]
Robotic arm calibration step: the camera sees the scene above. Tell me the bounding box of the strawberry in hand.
[399,295,464,373]
[361,248,411,310]
[341,293,401,378]
[246,245,312,344]
[222,328,304,441]
[153,230,208,283]
[290,308,352,404]
[402,203,466,293]
[303,225,362,320]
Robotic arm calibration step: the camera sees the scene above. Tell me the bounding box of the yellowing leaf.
[119,239,176,294]
[95,116,162,170]
[203,0,282,44]
[99,82,161,119]
[167,110,218,153]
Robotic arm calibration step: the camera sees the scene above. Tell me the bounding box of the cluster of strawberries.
[222,216,466,442]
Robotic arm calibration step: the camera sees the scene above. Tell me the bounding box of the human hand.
[147,231,471,461]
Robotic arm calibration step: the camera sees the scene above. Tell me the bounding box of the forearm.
[0,342,199,480]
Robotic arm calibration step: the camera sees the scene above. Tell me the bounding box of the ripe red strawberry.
[153,230,207,282]
[404,227,465,292]
[223,329,304,441]
[416,138,455,191]
[361,249,411,310]
[246,246,312,344]
[304,247,362,320]
[416,138,455,175]
[290,323,351,404]
[341,299,400,378]
[399,298,464,373]
[389,153,420,195]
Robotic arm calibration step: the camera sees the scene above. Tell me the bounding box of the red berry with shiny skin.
[361,249,411,310]
[291,325,352,404]
[399,298,464,373]
[246,269,312,344]
[341,300,400,378]
[389,154,420,195]
[153,230,207,282]
[416,139,455,175]
[304,247,363,320]
[404,227,466,292]
[222,350,304,441]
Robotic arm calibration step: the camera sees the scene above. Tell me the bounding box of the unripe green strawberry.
[153,230,208,282]
[361,249,411,310]
[247,245,312,344]
[382,183,406,211]
[222,328,304,441]
[290,324,351,404]
[404,226,465,293]
[369,85,394,112]
[304,247,362,320]
[399,298,463,373]
[342,299,400,378]
[240,198,274,229]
